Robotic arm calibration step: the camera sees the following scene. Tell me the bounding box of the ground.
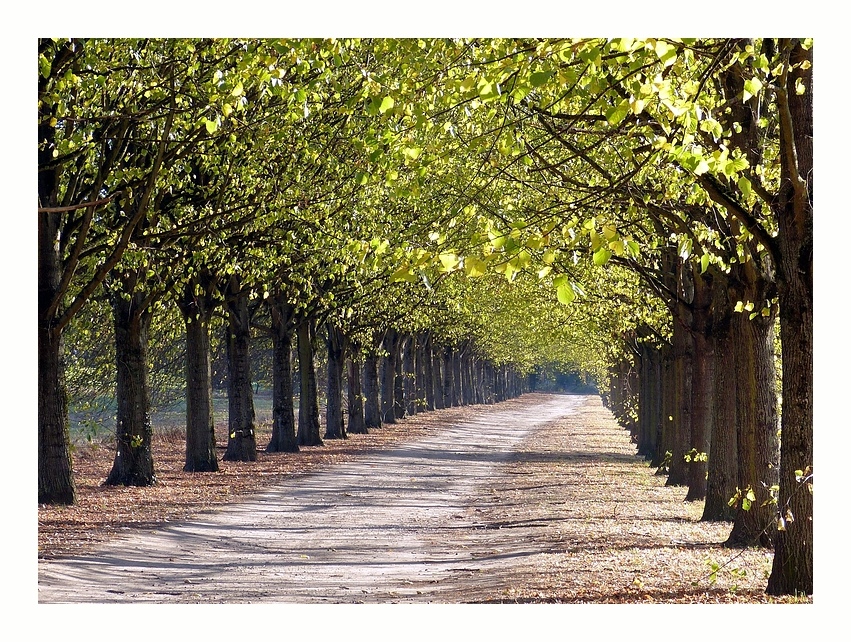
[38,393,810,604]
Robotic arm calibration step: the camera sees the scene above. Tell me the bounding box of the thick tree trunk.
[394,334,406,420]
[432,345,445,410]
[422,333,435,411]
[297,318,323,446]
[38,211,76,504]
[415,333,427,413]
[726,288,778,547]
[380,329,398,424]
[363,353,382,430]
[666,307,693,487]
[179,275,219,471]
[686,271,714,502]
[325,323,347,439]
[223,278,257,462]
[266,296,298,453]
[702,291,737,521]
[452,349,463,406]
[768,39,813,596]
[442,346,454,408]
[105,274,156,486]
[347,348,367,434]
[403,335,417,416]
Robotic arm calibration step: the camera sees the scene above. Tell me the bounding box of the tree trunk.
[325,323,347,439]
[423,333,435,411]
[380,329,398,424]
[452,349,463,406]
[105,272,156,486]
[347,347,367,434]
[394,333,406,420]
[726,278,778,547]
[702,288,737,521]
[685,270,714,502]
[432,345,444,410]
[442,346,454,408]
[403,335,417,416]
[666,305,693,487]
[179,274,219,471]
[223,277,257,462]
[297,318,323,446]
[768,39,813,596]
[266,295,298,453]
[38,210,76,504]
[415,333,427,413]
[363,353,382,430]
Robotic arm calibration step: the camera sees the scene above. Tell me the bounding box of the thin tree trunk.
[666,306,693,487]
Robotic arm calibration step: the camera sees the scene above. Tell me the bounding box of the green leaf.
[654,40,678,67]
[700,253,710,274]
[530,71,553,87]
[605,99,630,126]
[379,96,395,114]
[738,176,752,200]
[390,267,417,283]
[464,256,487,278]
[743,77,763,102]
[39,54,52,79]
[204,118,218,134]
[593,247,612,266]
[557,283,575,305]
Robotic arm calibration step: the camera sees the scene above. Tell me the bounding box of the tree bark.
[725,271,779,547]
[685,270,714,502]
[297,318,323,446]
[432,344,445,409]
[403,335,417,416]
[768,39,813,596]
[347,346,367,434]
[179,274,219,471]
[422,333,435,411]
[363,352,382,430]
[38,210,76,504]
[380,329,399,424]
[702,285,737,521]
[104,271,156,486]
[442,346,454,408]
[223,277,257,462]
[266,295,298,453]
[325,323,347,439]
[666,304,693,487]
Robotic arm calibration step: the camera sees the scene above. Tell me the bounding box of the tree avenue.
[38,38,813,597]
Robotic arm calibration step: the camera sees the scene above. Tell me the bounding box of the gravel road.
[38,394,583,603]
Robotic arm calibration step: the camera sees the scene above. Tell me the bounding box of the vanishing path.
[38,394,581,603]
[38,394,771,603]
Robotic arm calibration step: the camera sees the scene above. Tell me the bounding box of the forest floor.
[37,393,810,604]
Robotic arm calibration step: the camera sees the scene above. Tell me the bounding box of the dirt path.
[37,394,776,603]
